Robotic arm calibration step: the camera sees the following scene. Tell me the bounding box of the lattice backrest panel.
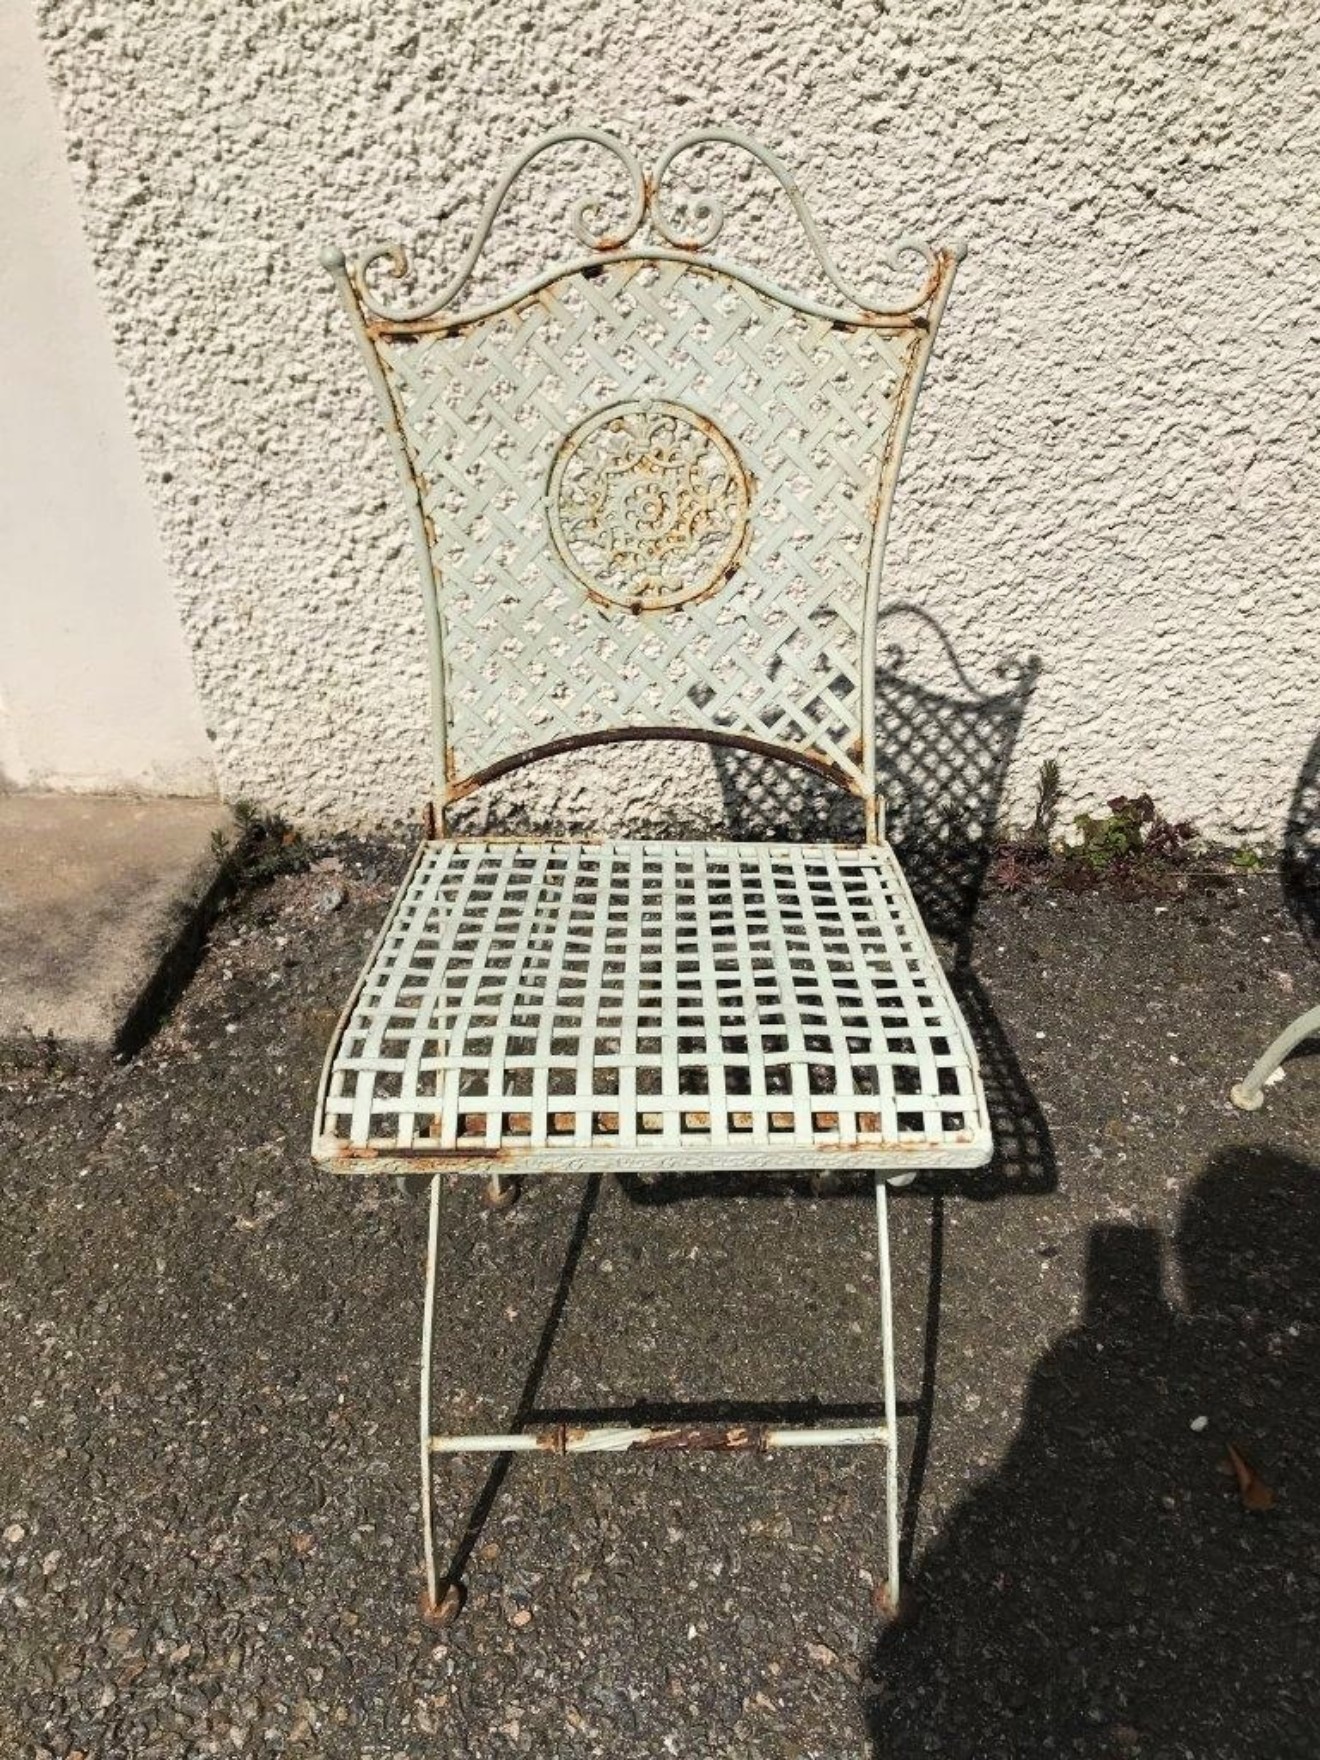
[325,128,962,817]
[375,260,920,789]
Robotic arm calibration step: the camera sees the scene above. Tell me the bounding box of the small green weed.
[989,768,1242,898]
[991,761,1065,891]
[1027,757,1062,848]
[1069,793,1198,878]
[211,800,308,889]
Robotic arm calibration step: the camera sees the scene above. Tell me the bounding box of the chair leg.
[415,1168,903,1622]
[874,1174,901,1615]
[419,1175,462,1625]
[1230,1004,1320,1111]
[482,1171,519,1212]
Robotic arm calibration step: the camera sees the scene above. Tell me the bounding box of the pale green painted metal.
[313,839,991,1172]
[419,1169,442,1611]
[1230,1004,1320,1110]
[347,125,948,325]
[416,1168,905,1619]
[875,1174,901,1610]
[429,1425,892,1455]
[322,124,963,839]
[318,128,980,1627]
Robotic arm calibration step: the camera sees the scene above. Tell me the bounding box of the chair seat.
[313,839,991,1174]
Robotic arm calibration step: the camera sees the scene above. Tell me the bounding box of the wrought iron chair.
[315,126,990,1624]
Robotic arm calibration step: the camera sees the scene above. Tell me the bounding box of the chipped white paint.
[326,144,953,817]
[32,0,1320,837]
[312,839,991,1170]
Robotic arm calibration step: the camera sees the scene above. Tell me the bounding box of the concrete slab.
[0,793,231,1050]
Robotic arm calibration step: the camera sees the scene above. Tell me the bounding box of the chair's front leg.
[874,1174,901,1614]
[420,1175,463,1624]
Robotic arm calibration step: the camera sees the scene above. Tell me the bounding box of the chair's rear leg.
[874,1174,901,1615]
[420,1175,463,1625]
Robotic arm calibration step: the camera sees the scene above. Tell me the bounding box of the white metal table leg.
[875,1173,901,1613]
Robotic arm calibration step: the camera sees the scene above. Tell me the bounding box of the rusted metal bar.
[443,725,862,808]
[481,1171,518,1211]
[429,1422,888,1456]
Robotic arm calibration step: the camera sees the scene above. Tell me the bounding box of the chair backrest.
[324,127,963,840]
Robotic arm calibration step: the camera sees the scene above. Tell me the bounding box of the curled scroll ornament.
[340,124,954,324]
[648,127,945,314]
[350,127,648,324]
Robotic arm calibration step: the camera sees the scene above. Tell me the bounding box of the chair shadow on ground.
[432,609,1058,1598]
[866,1143,1320,1759]
[1282,722,1320,951]
[1270,722,1320,1067]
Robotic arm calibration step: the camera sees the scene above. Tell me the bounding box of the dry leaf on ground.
[1225,1443,1275,1512]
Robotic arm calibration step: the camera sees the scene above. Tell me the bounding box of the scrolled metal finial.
[352,127,648,322]
[650,125,943,316]
[353,239,414,314]
[337,124,950,324]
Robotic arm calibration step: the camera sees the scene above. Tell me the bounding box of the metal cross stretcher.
[314,127,992,1623]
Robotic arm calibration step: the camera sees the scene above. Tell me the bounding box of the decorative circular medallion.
[547,398,751,610]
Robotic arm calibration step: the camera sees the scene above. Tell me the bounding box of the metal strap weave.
[315,839,990,1172]
[324,127,965,829]
[377,259,918,793]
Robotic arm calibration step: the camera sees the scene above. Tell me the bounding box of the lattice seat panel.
[376,259,920,788]
[314,840,991,1172]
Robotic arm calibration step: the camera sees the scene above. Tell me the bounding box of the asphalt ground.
[2,840,1317,1758]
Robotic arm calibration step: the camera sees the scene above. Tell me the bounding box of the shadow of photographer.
[866,1142,1320,1759]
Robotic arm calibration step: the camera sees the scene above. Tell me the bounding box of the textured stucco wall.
[0,1,214,796]
[34,0,1320,839]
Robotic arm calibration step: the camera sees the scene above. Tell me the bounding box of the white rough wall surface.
[35,0,1320,840]
[0,0,215,796]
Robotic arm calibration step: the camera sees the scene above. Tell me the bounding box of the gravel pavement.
[2,841,1317,1758]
